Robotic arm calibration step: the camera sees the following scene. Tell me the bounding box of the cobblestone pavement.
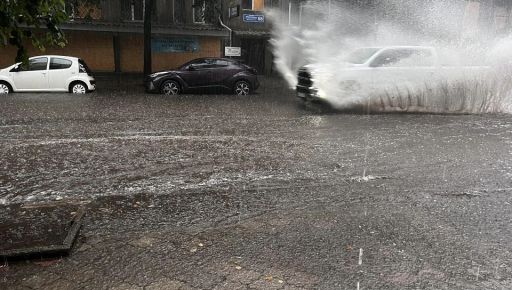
[1,77,512,289]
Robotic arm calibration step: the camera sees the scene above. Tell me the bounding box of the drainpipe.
[219,15,232,47]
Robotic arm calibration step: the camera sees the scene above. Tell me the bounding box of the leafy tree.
[0,0,69,64]
[193,0,221,24]
[66,0,101,21]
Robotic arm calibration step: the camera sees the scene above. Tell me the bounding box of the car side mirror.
[188,65,196,71]
[10,65,19,72]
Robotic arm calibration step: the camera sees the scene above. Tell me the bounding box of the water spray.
[269,0,512,114]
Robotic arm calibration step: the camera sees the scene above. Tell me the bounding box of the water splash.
[269,0,512,113]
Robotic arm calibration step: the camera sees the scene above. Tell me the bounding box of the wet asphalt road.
[1,78,512,289]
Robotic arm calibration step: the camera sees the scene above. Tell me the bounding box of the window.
[189,59,216,70]
[193,0,205,23]
[371,49,434,67]
[50,58,72,70]
[122,0,144,21]
[65,0,102,21]
[241,0,264,11]
[78,59,92,75]
[214,60,231,67]
[174,0,185,24]
[26,58,48,71]
[346,48,381,64]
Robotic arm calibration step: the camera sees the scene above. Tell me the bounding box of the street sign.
[243,14,265,23]
[229,5,239,18]
[152,37,199,53]
[225,47,241,57]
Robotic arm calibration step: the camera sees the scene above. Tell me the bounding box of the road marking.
[359,248,363,265]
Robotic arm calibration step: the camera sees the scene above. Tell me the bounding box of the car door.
[370,49,436,96]
[48,57,74,91]
[177,59,212,88]
[13,57,49,91]
[207,59,235,86]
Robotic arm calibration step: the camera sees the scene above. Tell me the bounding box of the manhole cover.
[0,204,85,259]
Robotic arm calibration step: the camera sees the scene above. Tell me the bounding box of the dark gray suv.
[145,58,259,95]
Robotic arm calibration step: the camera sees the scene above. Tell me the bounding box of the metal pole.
[289,1,292,25]
[299,2,303,27]
[143,0,153,77]
[219,16,232,47]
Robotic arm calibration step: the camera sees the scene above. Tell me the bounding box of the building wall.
[0,31,114,72]
[120,35,222,72]
[0,32,222,73]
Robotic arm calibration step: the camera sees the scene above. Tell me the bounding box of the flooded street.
[1,79,512,289]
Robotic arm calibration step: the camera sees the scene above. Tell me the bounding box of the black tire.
[161,80,181,95]
[70,81,88,94]
[234,80,251,95]
[0,81,12,95]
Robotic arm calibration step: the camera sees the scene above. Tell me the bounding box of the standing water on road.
[269,0,512,113]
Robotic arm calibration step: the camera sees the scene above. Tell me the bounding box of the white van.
[0,55,96,94]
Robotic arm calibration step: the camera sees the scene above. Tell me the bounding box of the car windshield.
[345,48,381,64]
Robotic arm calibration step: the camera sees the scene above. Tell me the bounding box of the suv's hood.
[148,70,178,78]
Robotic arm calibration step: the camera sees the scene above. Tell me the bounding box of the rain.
[1,0,512,289]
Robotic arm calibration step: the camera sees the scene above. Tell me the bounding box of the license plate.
[297,92,306,98]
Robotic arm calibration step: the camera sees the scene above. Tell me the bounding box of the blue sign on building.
[152,37,199,53]
[243,14,265,23]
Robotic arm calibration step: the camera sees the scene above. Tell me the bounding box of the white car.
[0,55,96,94]
[297,46,489,103]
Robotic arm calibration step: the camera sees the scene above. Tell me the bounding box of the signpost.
[225,47,241,57]
[243,14,265,23]
[152,38,199,53]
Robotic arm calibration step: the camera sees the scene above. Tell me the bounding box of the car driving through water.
[296,46,489,105]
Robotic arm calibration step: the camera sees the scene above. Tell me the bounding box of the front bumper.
[296,84,322,102]
[253,78,260,90]
[145,77,160,93]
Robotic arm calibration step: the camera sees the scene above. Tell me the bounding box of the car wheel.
[161,80,180,95]
[234,80,251,95]
[0,82,10,95]
[71,82,87,94]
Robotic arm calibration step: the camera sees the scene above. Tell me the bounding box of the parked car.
[145,58,259,95]
[296,46,489,103]
[0,55,96,94]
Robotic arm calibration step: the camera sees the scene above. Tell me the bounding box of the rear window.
[78,59,92,75]
[50,58,72,70]
[214,60,231,67]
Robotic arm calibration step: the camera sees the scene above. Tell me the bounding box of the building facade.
[0,0,228,73]
[0,0,308,75]
[463,0,512,39]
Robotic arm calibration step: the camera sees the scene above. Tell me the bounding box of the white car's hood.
[303,62,366,72]
[0,63,20,74]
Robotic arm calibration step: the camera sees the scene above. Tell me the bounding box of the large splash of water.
[269,0,512,113]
